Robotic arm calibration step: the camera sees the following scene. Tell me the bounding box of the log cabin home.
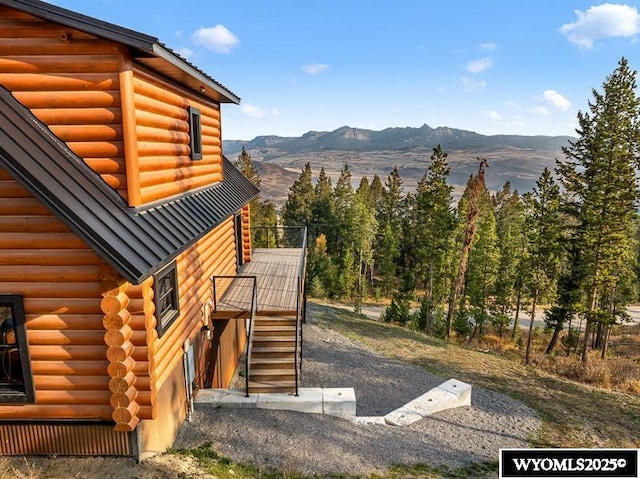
[0,0,307,459]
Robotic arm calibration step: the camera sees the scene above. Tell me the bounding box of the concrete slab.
[384,406,424,426]
[323,388,356,419]
[437,379,472,409]
[257,388,323,414]
[404,387,458,417]
[194,389,258,408]
[353,416,387,426]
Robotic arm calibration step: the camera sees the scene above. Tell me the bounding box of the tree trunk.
[525,288,538,365]
[446,159,487,341]
[512,283,522,338]
[581,287,598,364]
[545,321,563,354]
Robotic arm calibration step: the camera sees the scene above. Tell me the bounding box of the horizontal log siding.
[0,7,127,200]
[0,169,114,420]
[151,218,240,392]
[241,204,251,263]
[132,67,223,204]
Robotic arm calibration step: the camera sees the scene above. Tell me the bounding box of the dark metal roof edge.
[152,44,240,104]
[0,0,240,103]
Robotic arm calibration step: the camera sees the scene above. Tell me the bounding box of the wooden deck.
[213,248,304,316]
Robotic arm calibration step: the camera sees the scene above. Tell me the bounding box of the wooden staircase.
[248,316,300,394]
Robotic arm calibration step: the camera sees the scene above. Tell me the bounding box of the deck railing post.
[212,277,218,313]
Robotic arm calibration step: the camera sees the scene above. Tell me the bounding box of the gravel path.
[174,315,541,477]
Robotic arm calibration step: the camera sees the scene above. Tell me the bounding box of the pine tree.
[446,159,488,341]
[282,163,314,229]
[413,145,456,321]
[523,168,564,364]
[492,182,526,337]
[376,166,404,295]
[557,57,640,363]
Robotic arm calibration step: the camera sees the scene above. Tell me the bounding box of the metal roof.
[0,0,240,104]
[0,85,258,284]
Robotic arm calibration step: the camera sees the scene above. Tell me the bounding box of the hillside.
[224,124,574,205]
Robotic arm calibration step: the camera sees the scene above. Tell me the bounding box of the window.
[188,106,202,161]
[0,295,34,403]
[154,262,180,338]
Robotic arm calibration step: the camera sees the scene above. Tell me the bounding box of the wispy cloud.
[174,47,194,60]
[479,42,497,50]
[467,57,492,74]
[302,63,329,74]
[483,110,502,120]
[528,106,550,116]
[542,90,571,111]
[240,104,281,119]
[241,104,267,118]
[461,77,486,91]
[191,24,239,53]
[560,3,640,49]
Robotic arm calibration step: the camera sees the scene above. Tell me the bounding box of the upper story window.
[188,106,203,161]
[154,262,180,338]
[0,295,35,403]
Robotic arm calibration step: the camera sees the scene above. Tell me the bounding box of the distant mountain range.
[224,124,575,205]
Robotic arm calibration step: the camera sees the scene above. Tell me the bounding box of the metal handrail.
[211,275,258,397]
[251,226,307,249]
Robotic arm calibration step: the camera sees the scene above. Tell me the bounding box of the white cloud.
[560,3,640,49]
[174,47,194,60]
[467,57,492,73]
[271,107,281,116]
[461,77,486,91]
[528,106,550,116]
[302,63,329,74]
[240,104,266,118]
[504,100,520,109]
[191,24,239,53]
[483,110,502,120]
[543,90,571,111]
[479,42,497,50]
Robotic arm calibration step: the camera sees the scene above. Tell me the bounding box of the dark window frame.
[153,262,180,338]
[188,106,203,161]
[0,294,35,403]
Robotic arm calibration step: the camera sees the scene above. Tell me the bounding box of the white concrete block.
[437,379,472,408]
[257,388,323,414]
[323,388,356,419]
[353,416,387,425]
[194,388,258,408]
[404,387,458,417]
[384,406,424,426]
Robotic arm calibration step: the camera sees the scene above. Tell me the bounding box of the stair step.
[253,326,297,336]
[250,370,296,382]
[254,318,297,327]
[249,380,295,393]
[251,358,295,370]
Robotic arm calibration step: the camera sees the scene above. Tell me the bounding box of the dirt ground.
[0,454,212,479]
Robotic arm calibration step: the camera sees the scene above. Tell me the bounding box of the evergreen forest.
[237,57,640,373]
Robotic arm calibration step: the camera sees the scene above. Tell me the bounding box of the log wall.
[151,218,240,393]
[241,205,251,263]
[0,7,224,208]
[0,7,127,200]
[132,67,223,204]
[0,167,113,420]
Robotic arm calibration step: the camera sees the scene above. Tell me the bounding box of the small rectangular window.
[154,262,180,338]
[188,106,202,161]
[0,295,35,403]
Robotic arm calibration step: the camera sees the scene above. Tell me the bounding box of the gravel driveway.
[174,315,541,477]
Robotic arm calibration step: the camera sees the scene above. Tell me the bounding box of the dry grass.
[309,302,640,449]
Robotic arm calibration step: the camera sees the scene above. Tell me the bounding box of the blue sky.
[47,1,640,140]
